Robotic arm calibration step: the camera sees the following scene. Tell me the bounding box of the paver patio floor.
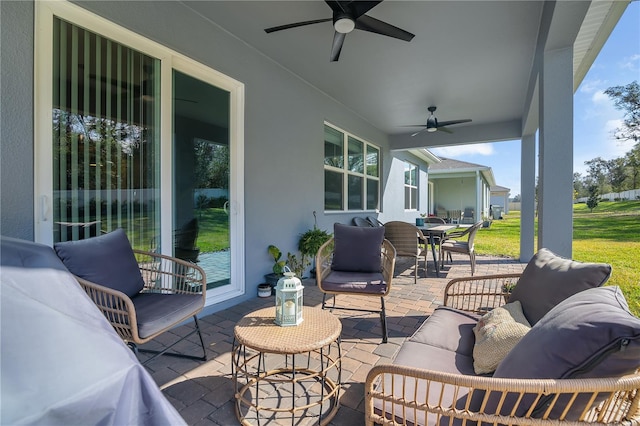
[139,253,527,425]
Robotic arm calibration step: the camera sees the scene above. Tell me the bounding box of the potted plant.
[482,215,492,228]
[298,211,332,278]
[502,281,517,302]
[265,245,286,292]
[286,252,310,279]
[416,212,427,227]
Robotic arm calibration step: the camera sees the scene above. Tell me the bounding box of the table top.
[234,306,342,354]
[421,224,458,233]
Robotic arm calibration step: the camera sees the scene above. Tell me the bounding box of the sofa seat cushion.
[132,293,204,339]
[321,270,387,295]
[489,286,640,420]
[409,306,480,357]
[395,341,476,376]
[508,248,611,325]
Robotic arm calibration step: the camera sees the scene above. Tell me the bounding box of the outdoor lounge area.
[133,252,529,425]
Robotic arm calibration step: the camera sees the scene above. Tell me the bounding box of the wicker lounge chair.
[383,221,428,284]
[316,224,396,343]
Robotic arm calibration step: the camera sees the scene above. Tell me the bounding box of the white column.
[538,46,574,257]
[520,134,536,261]
[476,171,482,222]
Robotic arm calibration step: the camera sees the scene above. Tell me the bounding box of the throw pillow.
[331,223,385,272]
[489,286,640,420]
[54,228,145,298]
[508,248,611,325]
[472,301,531,375]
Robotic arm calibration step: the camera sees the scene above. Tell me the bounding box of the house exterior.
[490,185,511,216]
[0,1,629,314]
[428,158,496,223]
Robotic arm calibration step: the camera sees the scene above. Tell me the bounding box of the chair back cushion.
[508,248,611,325]
[331,223,385,272]
[54,228,145,298]
[490,286,640,420]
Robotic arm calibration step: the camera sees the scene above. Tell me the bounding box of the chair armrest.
[365,364,640,426]
[75,276,138,341]
[133,249,206,300]
[316,238,335,292]
[381,239,396,287]
[443,273,522,314]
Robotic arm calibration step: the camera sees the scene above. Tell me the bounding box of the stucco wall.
[0,0,432,309]
[1,0,35,240]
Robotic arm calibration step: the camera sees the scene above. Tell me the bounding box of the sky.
[430,2,640,198]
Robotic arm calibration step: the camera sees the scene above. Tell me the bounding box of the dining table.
[420,223,459,277]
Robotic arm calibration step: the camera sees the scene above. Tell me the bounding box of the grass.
[475,201,640,316]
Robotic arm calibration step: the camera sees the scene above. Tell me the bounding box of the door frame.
[34,0,246,305]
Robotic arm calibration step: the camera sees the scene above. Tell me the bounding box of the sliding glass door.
[36,2,245,305]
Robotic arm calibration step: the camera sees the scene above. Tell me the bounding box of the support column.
[538,46,574,257]
[520,134,536,262]
[476,171,482,222]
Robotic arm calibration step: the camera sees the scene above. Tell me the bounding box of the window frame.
[404,161,418,211]
[323,122,380,212]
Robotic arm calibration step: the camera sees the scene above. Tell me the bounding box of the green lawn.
[475,201,640,315]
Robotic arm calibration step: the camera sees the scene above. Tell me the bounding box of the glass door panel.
[173,70,231,290]
[51,17,160,247]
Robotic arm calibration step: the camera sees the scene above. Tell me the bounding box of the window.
[324,123,380,211]
[404,161,418,210]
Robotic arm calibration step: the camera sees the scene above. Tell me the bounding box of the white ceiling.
[180,0,625,148]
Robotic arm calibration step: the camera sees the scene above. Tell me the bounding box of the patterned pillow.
[472,301,531,374]
[331,223,385,272]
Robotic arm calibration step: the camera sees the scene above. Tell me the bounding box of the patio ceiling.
[181,0,627,149]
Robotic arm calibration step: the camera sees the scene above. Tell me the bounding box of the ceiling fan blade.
[265,18,332,34]
[330,31,346,62]
[411,128,429,137]
[437,127,454,134]
[437,119,472,127]
[349,1,383,19]
[355,15,415,42]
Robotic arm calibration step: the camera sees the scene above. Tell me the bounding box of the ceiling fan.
[408,106,472,136]
[264,1,415,62]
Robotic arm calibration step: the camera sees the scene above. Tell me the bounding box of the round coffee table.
[232,306,342,425]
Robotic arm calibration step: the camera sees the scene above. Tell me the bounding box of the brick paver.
[140,253,526,425]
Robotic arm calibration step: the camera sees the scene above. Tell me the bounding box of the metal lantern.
[275,267,304,326]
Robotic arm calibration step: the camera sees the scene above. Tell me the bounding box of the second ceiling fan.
[264,1,414,62]
[408,106,472,136]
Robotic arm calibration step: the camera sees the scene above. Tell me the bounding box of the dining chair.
[440,221,483,275]
[54,228,208,364]
[383,221,428,284]
[316,223,396,343]
[366,216,384,227]
[352,217,374,227]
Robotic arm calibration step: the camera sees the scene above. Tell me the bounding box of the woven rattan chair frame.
[383,221,428,284]
[316,238,396,343]
[365,273,640,425]
[74,249,207,364]
[440,220,483,275]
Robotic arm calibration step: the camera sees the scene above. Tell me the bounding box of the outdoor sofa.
[365,248,640,425]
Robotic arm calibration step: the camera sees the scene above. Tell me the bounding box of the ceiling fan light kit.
[407,106,472,136]
[264,0,415,62]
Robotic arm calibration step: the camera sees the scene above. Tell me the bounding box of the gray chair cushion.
[321,270,387,295]
[131,293,204,339]
[490,286,640,420]
[54,228,145,298]
[508,248,611,325]
[331,223,385,272]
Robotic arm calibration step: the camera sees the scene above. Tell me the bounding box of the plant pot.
[257,283,272,298]
[483,220,492,228]
[264,273,282,295]
[415,218,425,226]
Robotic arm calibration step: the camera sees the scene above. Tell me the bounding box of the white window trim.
[34,1,245,305]
[404,161,418,212]
[324,122,380,212]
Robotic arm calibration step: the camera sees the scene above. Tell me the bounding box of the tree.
[607,158,627,196]
[604,81,640,142]
[625,142,640,189]
[584,157,609,194]
[586,184,599,212]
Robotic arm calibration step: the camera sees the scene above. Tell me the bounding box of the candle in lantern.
[284,300,295,317]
